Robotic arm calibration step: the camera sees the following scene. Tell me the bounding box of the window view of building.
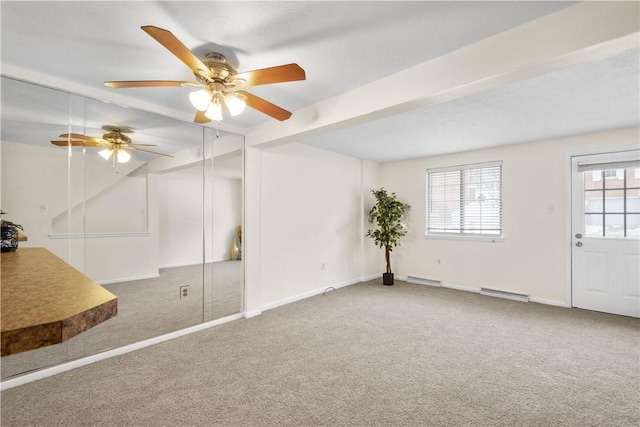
[584,167,640,238]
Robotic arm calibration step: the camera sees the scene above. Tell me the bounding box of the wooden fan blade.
[233,64,305,87]
[141,26,211,78]
[105,80,193,88]
[236,90,292,121]
[127,147,174,158]
[51,140,101,147]
[194,110,211,124]
[59,133,103,143]
[128,143,158,147]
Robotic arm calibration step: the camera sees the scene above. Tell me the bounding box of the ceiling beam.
[245,1,639,150]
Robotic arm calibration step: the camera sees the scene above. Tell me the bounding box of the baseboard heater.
[480,287,530,303]
[407,276,442,287]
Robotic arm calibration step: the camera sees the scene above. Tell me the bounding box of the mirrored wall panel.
[1,77,243,379]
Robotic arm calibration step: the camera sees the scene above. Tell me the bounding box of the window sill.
[425,233,503,243]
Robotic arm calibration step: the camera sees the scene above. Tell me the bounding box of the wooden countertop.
[1,247,117,356]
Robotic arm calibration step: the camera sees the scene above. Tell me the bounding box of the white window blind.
[426,161,502,237]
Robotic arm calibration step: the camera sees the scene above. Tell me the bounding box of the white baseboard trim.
[159,261,201,269]
[440,281,569,308]
[97,273,160,285]
[364,275,570,309]
[361,273,382,282]
[244,309,262,319]
[442,282,481,293]
[0,312,243,391]
[260,277,361,313]
[529,297,570,308]
[159,258,234,269]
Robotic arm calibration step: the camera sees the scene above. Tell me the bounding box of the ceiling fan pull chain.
[113,151,119,173]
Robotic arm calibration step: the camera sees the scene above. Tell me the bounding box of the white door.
[571,150,640,318]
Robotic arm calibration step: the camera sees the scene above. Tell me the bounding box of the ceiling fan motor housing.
[102,130,131,146]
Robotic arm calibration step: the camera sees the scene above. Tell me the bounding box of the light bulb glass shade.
[224,92,246,116]
[189,89,212,111]
[116,149,131,163]
[98,148,113,160]
[204,101,223,121]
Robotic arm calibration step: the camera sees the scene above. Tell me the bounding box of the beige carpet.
[2,280,638,426]
[1,261,242,379]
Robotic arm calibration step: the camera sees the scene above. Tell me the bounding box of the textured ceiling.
[304,50,640,162]
[1,1,638,163]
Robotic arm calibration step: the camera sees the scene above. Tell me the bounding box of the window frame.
[425,160,503,242]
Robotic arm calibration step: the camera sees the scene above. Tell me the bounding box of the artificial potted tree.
[366,188,410,285]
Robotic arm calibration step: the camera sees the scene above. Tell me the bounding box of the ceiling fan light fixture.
[189,89,212,111]
[224,92,246,116]
[116,149,131,164]
[204,100,223,122]
[99,148,113,160]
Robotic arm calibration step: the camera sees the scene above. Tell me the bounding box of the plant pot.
[1,226,19,252]
[382,272,394,286]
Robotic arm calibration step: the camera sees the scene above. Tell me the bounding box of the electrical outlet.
[180,285,191,300]
[321,263,326,270]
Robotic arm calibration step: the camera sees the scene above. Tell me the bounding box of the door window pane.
[586,171,603,189]
[604,169,625,188]
[583,166,639,238]
[627,188,640,213]
[604,190,625,213]
[604,214,625,237]
[585,214,604,237]
[585,190,603,213]
[627,214,640,238]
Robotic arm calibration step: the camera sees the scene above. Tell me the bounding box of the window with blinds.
[426,161,502,238]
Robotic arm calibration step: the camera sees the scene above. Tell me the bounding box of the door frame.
[565,144,640,309]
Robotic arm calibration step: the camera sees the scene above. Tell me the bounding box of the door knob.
[575,233,582,239]
[575,241,583,247]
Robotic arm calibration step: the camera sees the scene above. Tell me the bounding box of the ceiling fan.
[105,26,306,124]
[51,126,173,172]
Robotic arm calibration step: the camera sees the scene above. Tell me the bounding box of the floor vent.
[480,287,530,302]
[407,276,442,287]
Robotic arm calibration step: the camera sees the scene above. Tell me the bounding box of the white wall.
[362,160,382,278]
[52,173,148,234]
[377,127,639,305]
[211,176,242,262]
[158,169,204,268]
[252,143,367,308]
[158,168,242,267]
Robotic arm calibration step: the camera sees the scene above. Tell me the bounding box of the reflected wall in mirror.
[207,148,244,320]
[1,77,243,379]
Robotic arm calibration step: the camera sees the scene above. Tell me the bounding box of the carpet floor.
[1,280,638,426]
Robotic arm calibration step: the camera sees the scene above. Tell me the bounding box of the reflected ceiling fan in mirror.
[105,26,306,124]
[51,126,173,172]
